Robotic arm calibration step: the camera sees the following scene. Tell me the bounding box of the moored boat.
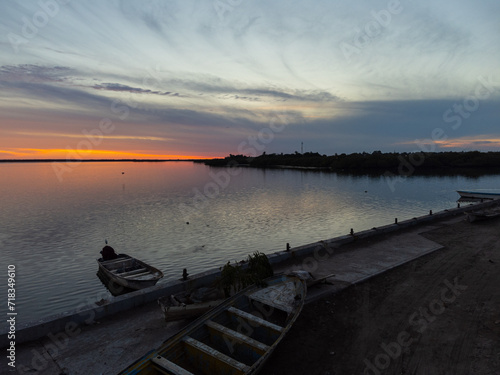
[118,274,307,374]
[97,253,163,290]
[457,190,500,201]
[465,207,500,222]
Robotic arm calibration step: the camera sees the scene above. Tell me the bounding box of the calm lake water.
[1,161,500,327]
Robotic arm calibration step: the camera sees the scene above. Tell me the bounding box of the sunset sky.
[1,0,499,160]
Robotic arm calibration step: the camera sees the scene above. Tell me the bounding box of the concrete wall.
[2,199,499,348]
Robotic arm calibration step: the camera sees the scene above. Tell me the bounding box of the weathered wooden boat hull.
[96,269,136,296]
[158,287,226,322]
[97,254,163,290]
[457,190,500,201]
[119,274,306,375]
[465,209,500,223]
[159,298,226,322]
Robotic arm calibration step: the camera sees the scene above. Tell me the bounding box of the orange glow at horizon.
[0,148,217,160]
[397,137,500,150]
[433,138,500,148]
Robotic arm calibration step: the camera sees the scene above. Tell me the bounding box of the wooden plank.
[206,320,269,355]
[117,268,148,277]
[127,271,155,279]
[183,336,250,374]
[151,355,194,375]
[99,257,132,266]
[227,307,283,333]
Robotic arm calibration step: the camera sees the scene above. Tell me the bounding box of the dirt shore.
[262,218,500,375]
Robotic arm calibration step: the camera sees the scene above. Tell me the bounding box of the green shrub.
[218,251,274,297]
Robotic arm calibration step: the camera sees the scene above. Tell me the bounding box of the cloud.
[0,79,112,113]
[92,82,184,97]
[154,76,341,102]
[433,136,500,149]
[0,64,76,84]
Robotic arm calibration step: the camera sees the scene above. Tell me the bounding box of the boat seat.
[227,307,284,333]
[127,271,154,279]
[182,336,250,375]
[151,355,194,375]
[101,257,126,264]
[206,320,269,355]
[117,268,148,277]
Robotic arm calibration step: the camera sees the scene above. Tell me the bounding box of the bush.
[218,251,274,297]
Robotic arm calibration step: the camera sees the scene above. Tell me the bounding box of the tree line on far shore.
[197,151,500,174]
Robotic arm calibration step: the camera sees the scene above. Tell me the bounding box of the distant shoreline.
[197,151,500,175]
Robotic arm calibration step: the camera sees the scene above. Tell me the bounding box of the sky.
[0,0,499,160]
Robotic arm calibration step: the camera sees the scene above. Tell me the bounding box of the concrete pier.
[2,199,499,374]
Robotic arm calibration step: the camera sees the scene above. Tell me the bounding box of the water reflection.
[96,270,135,296]
[1,161,500,326]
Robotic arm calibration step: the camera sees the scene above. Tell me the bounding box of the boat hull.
[457,190,500,201]
[97,254,163,291]
[119,274,306,375]
[465,208,500,223]
[159,296,225,322]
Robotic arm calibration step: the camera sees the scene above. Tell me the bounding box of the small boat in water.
[97,253,163,290]
[457,190,500,201]
[118,274,307,375]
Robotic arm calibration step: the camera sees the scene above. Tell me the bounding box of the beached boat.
[97,254,163,290]
[118,274,307,375]
[457,190,500,201]
[158,287,226,322]
[465,207,500,223]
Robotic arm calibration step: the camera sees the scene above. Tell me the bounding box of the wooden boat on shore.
[465,207,500,223]
[119,274,307,375]
[158,287,225,322]
[97,254,163,290]
[457,190,500,201]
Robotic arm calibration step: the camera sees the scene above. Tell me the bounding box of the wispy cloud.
[10,131,172,142]
[0,64,77,84]
[91,82,185,97]
[434,136,500,149]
